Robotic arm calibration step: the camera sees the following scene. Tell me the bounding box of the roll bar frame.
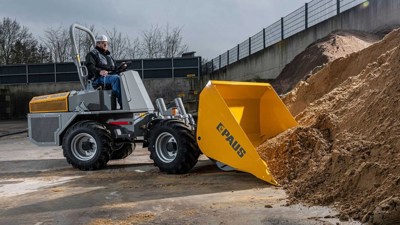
[69,24,96,91]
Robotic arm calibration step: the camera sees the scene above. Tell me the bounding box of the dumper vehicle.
[28,24,298,185]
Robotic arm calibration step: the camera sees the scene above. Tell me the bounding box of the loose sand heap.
[271,30,381,94]
[257,29,400,224]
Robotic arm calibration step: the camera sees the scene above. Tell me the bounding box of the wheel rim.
[71,133,97,161]
[155,132,178,163]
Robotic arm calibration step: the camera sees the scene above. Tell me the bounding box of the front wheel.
[62,121,112,170]
[148,120,200,174]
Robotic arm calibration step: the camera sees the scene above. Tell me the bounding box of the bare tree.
[141,24,188,59]
[127,37,142,59]
[141,25,163,58]
[162,25,188,58]
[10,39,39,64]
[36,44,52,63]
[35,23,190,64]
[0,17,35,64]
[106,27,129,60]
[43,26,70,62]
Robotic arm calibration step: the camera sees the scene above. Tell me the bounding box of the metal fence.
[204,0,366,74]
[0,57,201,85]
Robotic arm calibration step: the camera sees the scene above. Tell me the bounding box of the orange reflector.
[172,107,178,116]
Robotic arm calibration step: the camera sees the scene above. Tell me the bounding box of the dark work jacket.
[85,46,116,80]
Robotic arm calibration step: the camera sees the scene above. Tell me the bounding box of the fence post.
[198,57,201,80]
[263,28,266,49]
[211,59,214,72]
[305,3,308,29]
[219,55,221,69]
[237,44,240,61]
[171,58,175,80]
[26,64,29,84]
[141,59,144,79]
[337,0,340,14]
[227,50,230,66]
[248,37,251,55]
[54,63,57,83]
[281,17,284,40]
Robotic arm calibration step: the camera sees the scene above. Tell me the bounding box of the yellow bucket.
[196,80,298,185]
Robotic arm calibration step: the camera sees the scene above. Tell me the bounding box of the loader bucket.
[196,80,298,185]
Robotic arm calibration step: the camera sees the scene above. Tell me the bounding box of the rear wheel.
[62,121,111,170]
[110,142,134,160]
[148,120,200,174]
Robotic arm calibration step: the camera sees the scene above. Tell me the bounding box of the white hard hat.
[96,35,108,42]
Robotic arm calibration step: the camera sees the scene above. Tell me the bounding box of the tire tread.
[148,120,200,174]
[62,121,111,170]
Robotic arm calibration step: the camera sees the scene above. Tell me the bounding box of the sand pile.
[257,29,400,224]
[271,30,380,94]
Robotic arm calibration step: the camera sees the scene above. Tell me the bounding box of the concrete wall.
[0,78,198,119]
[205,0,400,82]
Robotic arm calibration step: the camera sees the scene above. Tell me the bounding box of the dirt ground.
[0,120,360,225]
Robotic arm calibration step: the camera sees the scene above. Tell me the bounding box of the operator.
[85,35,127,109]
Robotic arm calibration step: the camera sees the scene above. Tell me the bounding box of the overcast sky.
[0,0,306,59]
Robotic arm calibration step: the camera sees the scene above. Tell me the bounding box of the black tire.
[62,121,111,170]
[148,120,200,174]
[110,143,134,160]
